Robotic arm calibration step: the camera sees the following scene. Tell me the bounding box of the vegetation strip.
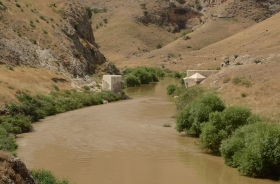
[122,66,182,87]
[168,83,280,179]
[0,89,121,155]
[31,169,69,184]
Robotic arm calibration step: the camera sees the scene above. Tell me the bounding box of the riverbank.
[16,78,278,184]
[170,84,280,179]
[0,90,121,155]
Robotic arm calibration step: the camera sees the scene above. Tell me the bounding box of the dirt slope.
[198,13,280,121]
[83,0,280,67]
[116,12,280,70]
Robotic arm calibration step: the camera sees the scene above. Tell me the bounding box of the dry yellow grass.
[201,61,280,122]
[0,66,71,104]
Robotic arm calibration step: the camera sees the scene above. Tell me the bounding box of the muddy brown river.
[17,78,277,184]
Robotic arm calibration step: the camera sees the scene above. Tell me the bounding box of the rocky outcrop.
[203,0,280,22]
[0,152,36,184]
[0,0,110,77]
[61,0,107,76]
[135,3,202,32]
[169,7,202,31]
[134,0,280,33]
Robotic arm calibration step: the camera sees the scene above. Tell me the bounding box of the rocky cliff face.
[134,0,280,33]
[135,2,203,32]
[202,0,280,22]
[60,0,108,76]
[0,152,36,184]
[0,0,111,77]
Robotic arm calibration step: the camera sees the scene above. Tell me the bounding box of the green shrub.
[0,115,32,134]
[241,93,247,97]
[40,15,46,21]
[221,122,280,178]
[222,106,252,133]
[175,104,192,133]
[166,84,176,95]
[30,20,36,28]
[0,127,18,153]
[82,86,91,91]
[156,43,162,49]
[181,30,191,37]
[131,67,154,84]
[0,1,7,10]
[246,114,263,124]
[6,94,46,121]
[179,73,187,86]
[175,85,205,110]
[232,77,252,87]
[173,71,181,78]
[6,90,121,124]
[163,123,171,127]
[95,91,120,102]
[200,115,228,152]
[85,7,92,19]
[200,106,252,153]
[42,29,48,34]
[241,79,252,87]
[232,77,241,84]
[31,169,69,184]
[124,74,141,87]
[147,67,165,78]
[175,94,225,136]
[143,10,148,16]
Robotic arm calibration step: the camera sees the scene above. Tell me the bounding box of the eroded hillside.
[83,0,280,64]
[0,0,116,77]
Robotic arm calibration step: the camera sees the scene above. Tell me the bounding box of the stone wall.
[187,70,219,77]
[102,75,123,94]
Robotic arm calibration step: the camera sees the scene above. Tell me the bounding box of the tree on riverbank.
[221,122,280,178]
[175,93,225,136]
[123,67,162,87]
[169,85,280,179]
[199,106,253,153]
[123,67,182,87]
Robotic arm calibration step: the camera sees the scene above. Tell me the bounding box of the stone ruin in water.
[101,75,123,95]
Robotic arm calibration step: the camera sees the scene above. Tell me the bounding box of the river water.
[17,78,277,184]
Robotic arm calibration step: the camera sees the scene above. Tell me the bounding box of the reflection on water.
[17,78,277,184]
[125,82,157,97]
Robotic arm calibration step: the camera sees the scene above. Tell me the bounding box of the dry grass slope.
[0,66,71,104]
